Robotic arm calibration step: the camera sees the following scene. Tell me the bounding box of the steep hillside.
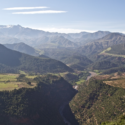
[77,33,125,57]
[0,74,77,125]
[0,44,73,73]
[4,42,39,56]
[70,78,125,125]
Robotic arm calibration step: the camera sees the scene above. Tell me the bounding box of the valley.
[1,0,125,124]
[60,71,98,125]
[0,25,125,125]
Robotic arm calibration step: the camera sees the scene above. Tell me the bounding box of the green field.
[25,75,38,79]
[0,74,37,91]
[0,71,90,91]
[0,74,18,82]
[0,82,18,91]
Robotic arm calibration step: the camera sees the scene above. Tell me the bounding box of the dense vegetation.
[101,115,125,125]
[70,78,125,125]
[0,74,77,125]
[0,44,73,74]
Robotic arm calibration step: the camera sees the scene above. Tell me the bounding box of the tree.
[27,82,31,85]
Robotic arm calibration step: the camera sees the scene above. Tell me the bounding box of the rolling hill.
[0,44,73,73]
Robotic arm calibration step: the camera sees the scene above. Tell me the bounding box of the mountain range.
[0,25,112,48]
[73,31,110,45]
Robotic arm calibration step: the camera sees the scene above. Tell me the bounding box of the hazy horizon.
[0,24,123,34]
[1,0,125,33]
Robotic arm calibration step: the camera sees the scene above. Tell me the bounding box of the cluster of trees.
[78,71,90,80]
[101,115,125,125]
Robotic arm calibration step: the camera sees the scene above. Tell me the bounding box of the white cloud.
[31,27,95,33]
[12,10,67,14]
[3,6,48,10]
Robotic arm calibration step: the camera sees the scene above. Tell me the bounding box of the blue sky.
[0,0,125,33]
